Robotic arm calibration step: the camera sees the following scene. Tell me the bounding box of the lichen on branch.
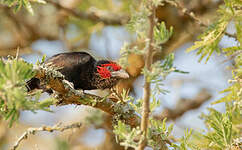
[34,64,140,128]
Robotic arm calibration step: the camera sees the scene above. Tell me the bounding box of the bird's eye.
[106,66,113,71]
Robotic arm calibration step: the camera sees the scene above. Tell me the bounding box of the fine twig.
[153,89,212,121]
[46,0,129,25]
[11,122,82,150]
[164,0,237,39]
[222,50,242,63]
[138,3,156,150]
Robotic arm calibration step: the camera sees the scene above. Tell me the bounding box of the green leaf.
[222,46,242,56]
[154,22,173,45]
[201,108,233,148]
[186,3,235,62]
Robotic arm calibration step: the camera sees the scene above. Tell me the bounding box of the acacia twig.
[164,0,237,39]
[222,50,242,63]
[138,3,156,150]
[11,122,82,150]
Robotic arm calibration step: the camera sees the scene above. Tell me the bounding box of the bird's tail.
[26,78,41,92]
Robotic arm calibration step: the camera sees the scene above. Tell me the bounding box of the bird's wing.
[44,52,93,70]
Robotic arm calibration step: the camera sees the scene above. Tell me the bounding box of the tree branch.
[138,3,156,150]
[11,122,82,150]
[46,0,129,25]
[34,65,140,128]
[153,89,212,121]
[164,0,237,39]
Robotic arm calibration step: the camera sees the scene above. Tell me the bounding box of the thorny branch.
[164,0,237,39]
[138,3,156,150]
[11,122,82,150]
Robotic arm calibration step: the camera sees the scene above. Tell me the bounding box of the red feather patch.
[101,62,121,71]
[97,66,111,78]
[97,62,121,78]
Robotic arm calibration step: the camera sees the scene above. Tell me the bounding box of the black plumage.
[26,52,129,92]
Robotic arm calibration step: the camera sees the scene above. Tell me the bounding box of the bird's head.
[96,60,129,79]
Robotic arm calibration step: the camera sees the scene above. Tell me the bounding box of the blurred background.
[0,0,237,149]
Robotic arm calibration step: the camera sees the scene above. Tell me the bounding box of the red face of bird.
[96,61,129,79]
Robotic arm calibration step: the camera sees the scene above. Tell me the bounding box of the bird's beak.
[111,69,129,79]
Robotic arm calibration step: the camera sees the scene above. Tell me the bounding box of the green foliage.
[129,94,161,116]
[186,19,227,63]
[189,103,241,150]
[203,108,233,149]
[213,49,241,104]
[142,54,174,82]
[185,1,242,149]
[114,119,174,150]
[116,2,189,149]
[147,118,173,149]
[126,1,150,38]
[235,16,242,45]
[0,57,53,126]
[0,0,46,14]
[114,121,142,149]
[0,0,240,149]
[171,129,195,150]
[186,0,241,63]
[119,89,134,103]
[213,74,241,104]
[119,43,144,68]
[143,53,188,95]
[116,0,190,149]
[154,22,173,46]
[222,46,242,56]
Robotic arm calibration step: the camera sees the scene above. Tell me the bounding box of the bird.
[26,52,129,93]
